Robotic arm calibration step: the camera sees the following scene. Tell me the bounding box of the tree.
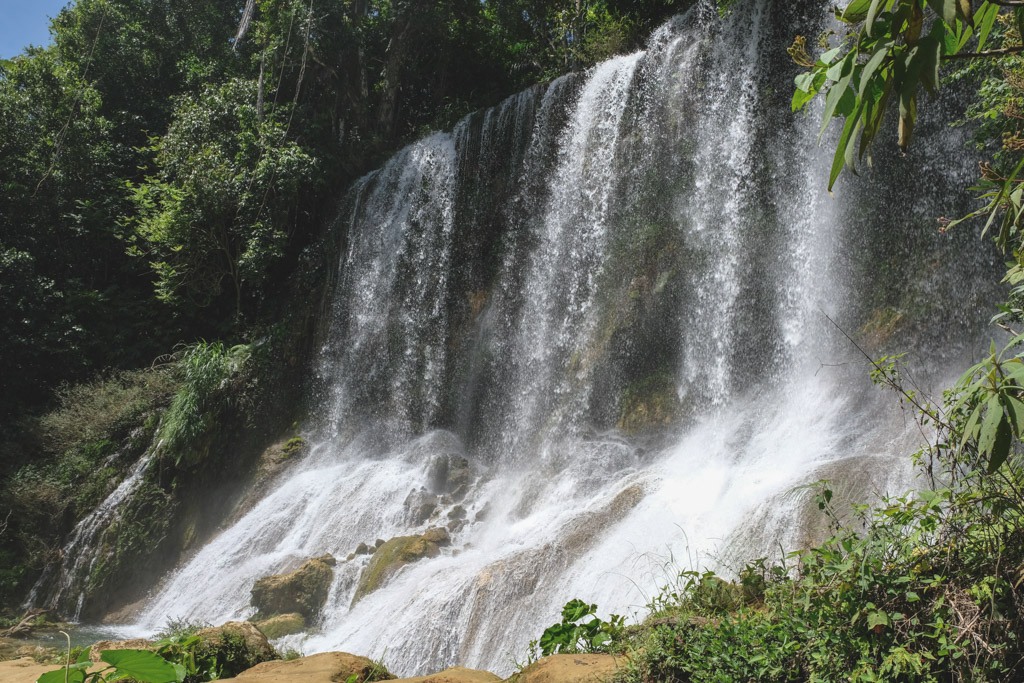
[129,78,315,318]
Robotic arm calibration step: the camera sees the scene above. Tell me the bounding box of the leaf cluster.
[537,599,626,656]
[793,0,1018,190]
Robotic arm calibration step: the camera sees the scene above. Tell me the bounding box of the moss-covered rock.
[194,621,278,678]
[251,556,335,622]
[352,529,451,604]
[253,613,305,639]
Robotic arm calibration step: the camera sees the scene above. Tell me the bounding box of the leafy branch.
[791,1,1023,190]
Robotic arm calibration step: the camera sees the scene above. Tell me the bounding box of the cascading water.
[28,448,158,619]
[124,0,998,676]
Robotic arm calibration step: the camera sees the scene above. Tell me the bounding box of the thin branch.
[944,46,1024,60]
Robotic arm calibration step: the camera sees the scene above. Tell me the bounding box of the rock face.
[194,621,278,678]
[399,666,500,682]
[224,651,389,682]
[251,555,335,622]
[352,529,451,604]
[512,655,622,683]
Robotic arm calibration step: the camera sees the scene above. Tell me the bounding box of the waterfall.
[27,448,158,619]
[127,0,996,676]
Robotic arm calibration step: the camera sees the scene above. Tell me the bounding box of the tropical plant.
[537,599,625,656]
[39,647,184,683]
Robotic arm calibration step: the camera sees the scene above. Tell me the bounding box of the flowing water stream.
[98,0,1001,675]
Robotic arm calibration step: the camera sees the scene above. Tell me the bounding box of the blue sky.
[1,0,71,59]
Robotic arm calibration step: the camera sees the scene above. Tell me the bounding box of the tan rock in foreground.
[512,654,622,683]
[222,651,385,682]
[400,666,501,682]
[0,656,98,683]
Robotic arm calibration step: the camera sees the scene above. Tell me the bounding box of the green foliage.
[537,599,625,656]
[158,341,250,466]
[39,648,184,683]
[39,368,177,456]
[153,633,220,683]
[129,78,316,315]
[343,657,394,683]
[791,1,1018,189]
[281,436,307,459]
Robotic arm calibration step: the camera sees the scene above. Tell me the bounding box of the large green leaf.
[859,42,894,99]
[841,0,874,22]
[976,2,999,52]
[925,0,955,25]
[989,414,1014,473]
[978,395,1004,458]
[866,0,893,35]
[100,650,183,683]
[37,668,87,683]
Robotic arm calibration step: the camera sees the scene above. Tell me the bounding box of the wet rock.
[375,539,386,548]
[224,651,389,682]
[353,529,449,603]
[251,556,335,622]
[253,613,305,639]
[194,622,278,678]
[447,519,465,534]
[512,654,622,683]
[448,505,466,520]
[474,504,490,522]
[422,527,451,546]
[355,542,371,555]
[404,488,439,525]
[447,458,472,500]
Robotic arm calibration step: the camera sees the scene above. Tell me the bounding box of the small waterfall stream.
[120,0,997,676]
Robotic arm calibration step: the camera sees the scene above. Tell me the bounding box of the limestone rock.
[224,651,389,682]
[512,654,622,683]
[352,529,449,603]
[251,556,335,622]
[400,666,500,682]
[194,621,278,678]
[253,613,305,639]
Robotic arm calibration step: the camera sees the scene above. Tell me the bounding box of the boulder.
[251,556,335,622]
[512,655,622,683]
[194,621,278,678]
[352,529,450,604]
[400,666,499,682]
[404,488,439,525]
[224,651,390,682]
[253,613,305,639]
